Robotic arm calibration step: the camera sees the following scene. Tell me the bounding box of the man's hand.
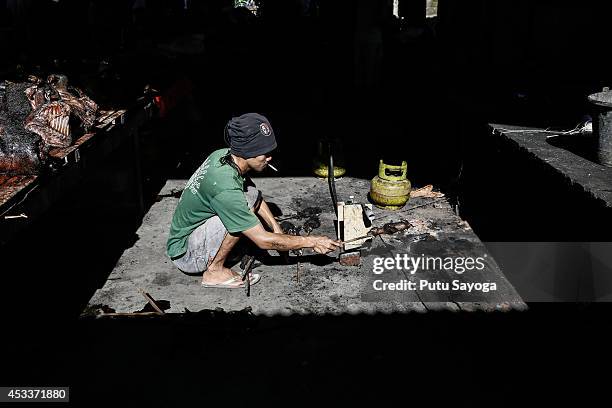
[243,224,342,253]
[308,236,343,254]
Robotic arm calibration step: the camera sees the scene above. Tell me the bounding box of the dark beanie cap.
[225,113,277,158]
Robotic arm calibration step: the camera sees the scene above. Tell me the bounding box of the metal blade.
[327,141,338,216]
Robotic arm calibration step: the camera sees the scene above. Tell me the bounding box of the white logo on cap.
[260,122,272,136]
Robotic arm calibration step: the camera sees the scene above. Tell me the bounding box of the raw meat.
[48,74,98,130]
[24,100,72,148]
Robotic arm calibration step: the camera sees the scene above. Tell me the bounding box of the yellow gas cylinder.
[370,160,411,210]
[313,139,346,178]
[313,163,346,178]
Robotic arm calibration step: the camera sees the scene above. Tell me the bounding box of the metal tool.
[275,207,322,223]
[296,250,302,283]
[240,255,255,297]
[328,141,338,216]
[294,228,312,283]
[341,220,413,246]
[342,234,374,245]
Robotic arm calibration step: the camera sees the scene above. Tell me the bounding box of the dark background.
[1,0,611,405]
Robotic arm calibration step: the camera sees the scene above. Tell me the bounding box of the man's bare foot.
[202,266,242,285]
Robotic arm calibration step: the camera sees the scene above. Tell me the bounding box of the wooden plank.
[48,132,96,162]
[0,175,38,213]
[106,110,127,125]
[138,288,166,315]
[95,110,116,125]
[342,203,371,250]
[95,110,126,130]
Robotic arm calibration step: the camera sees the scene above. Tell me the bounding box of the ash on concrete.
[86,177,525,315]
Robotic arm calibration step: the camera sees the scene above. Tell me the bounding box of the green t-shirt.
[166,148,260,259]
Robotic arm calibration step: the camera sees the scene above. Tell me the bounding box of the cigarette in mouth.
[268,163,278,172]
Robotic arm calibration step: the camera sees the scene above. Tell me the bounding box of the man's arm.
[242,223,342,254]
[256,199,283,233]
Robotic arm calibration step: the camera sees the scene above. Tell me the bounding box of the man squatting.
[167,113,342,288]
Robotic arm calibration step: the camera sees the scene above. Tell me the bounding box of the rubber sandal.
[201,273,261,289]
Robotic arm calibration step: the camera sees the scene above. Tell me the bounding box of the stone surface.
[85,176,526,315]
[490,123,612,208]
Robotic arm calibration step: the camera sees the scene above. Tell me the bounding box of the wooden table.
[0,105,153,245]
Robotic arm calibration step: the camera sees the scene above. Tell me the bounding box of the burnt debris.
[371,220,412,236]
[280,221,301,236]
[0,81,43,175]
[302,216,321,235]
[297,206,322,219]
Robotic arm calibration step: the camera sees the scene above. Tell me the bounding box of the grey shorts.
[172,185,261,274]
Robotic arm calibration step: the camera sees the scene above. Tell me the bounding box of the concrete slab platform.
[85,176,526,315]
[490,123,612,208]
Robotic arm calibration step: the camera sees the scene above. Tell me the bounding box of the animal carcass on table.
[24,74,98,150]
[0,75,99,175]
